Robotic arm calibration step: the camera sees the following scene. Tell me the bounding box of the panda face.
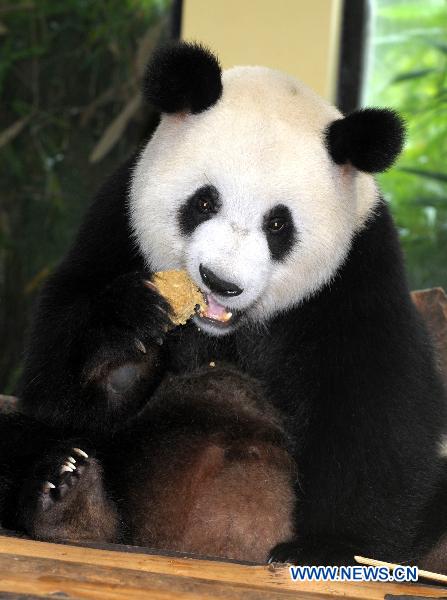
[175,185,298,334]
[130,66,379,336]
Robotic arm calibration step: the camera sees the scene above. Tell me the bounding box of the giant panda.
[1,41,446,565]
[1,365,295,563]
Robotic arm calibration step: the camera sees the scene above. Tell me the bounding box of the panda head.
[130,42,405,337]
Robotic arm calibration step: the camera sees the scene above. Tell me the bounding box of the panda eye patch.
[263,204,296,261]
[178,184,220,236]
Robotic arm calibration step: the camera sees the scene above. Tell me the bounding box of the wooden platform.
[1,535,447,600]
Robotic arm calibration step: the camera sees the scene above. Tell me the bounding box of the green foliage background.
[0,0,171,392]
[366,0,447,291]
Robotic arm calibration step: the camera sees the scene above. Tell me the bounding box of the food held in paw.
[152,270,205,326]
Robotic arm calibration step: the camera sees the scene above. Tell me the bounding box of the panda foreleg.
[17,444,118,544]
[22,269,173,433]
[79,270,178,418]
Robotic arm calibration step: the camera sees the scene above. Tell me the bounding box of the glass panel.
[365,0,447,292]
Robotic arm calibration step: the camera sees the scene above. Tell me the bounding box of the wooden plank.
[1,536,446,600]
[0,552,328,600]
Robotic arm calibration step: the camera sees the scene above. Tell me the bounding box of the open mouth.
[195,292,237,329]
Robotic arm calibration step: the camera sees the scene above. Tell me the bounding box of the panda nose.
[199,264,243,297]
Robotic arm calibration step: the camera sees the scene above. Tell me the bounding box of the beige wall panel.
[182,0,343,101]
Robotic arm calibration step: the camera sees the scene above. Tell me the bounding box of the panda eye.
[262,204,296,261]
[197,196,214,214]
[178,185,220,236]
[267,217,286,233]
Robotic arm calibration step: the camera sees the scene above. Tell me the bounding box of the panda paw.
[100,270,173,346]
[82,271,173,405]
[268,538,358,566]
[18,445,117,542]
[268,541,305,565]
[36,446,90,512]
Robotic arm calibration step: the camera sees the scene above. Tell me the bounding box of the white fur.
[130,66,379,334]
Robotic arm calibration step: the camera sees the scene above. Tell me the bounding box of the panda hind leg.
[18,445,118,544]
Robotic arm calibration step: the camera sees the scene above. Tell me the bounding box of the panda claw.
[135,338,147,354]
[42,481,55,492]
[73,448,88,459]
[154,304,170,321]
[144,280,157,291]
[33,448,91,516]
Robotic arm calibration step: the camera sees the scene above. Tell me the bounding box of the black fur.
[325,108,405,173]
[17,157,168,434]
[178,185,221,236]
[144,41,222,114]
[262,204,297,261]
[0,412,53,531]
[1,150,444,565]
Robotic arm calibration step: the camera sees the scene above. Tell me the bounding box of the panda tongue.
[204,293,231,321]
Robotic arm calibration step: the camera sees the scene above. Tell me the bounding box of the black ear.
[325,108,405,173]
[143,41,222,115]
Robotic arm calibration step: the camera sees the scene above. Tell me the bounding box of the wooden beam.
[1,535,447,599]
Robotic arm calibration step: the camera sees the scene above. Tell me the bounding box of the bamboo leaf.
[398,167,447,183]
[0,115,30,149]
[24,266,51,295]
[391,68,439,84]
[134,19,166,79]
[423,39,447,55]
[89,94,141,164]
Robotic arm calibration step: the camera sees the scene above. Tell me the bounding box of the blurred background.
[0,0,446,393]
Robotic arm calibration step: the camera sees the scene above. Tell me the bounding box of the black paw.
[100,271,173,346]
[82,271,173,400]
[268,538,359,566]
[19,446,91,530]
[36,446,90,512]
[268,541,304,565]
[18,445,118,542]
